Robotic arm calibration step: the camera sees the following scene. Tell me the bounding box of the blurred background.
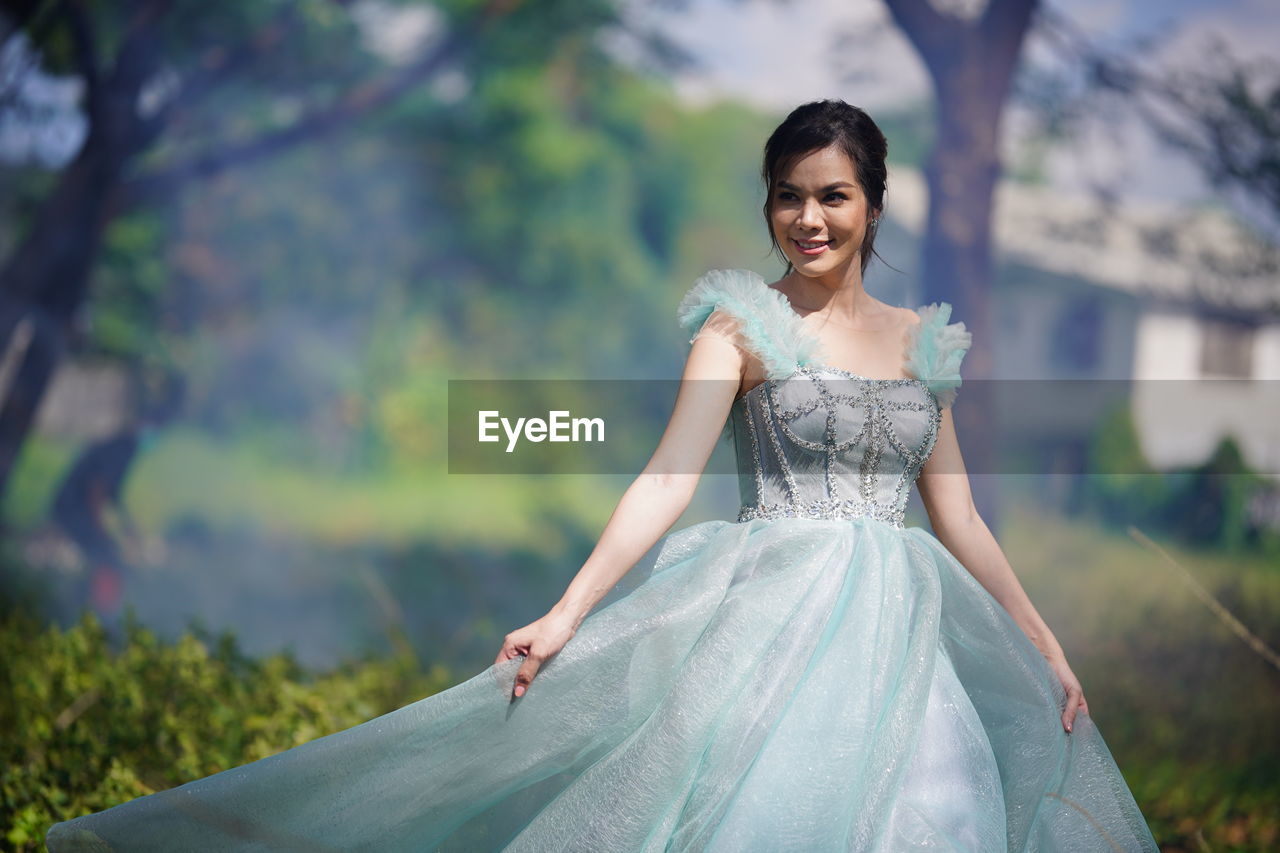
[1,0,1277,849]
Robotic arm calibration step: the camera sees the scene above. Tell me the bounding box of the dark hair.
[761,100,889,277]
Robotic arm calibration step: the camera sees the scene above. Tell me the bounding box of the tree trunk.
[883,0,1037,533]
[922,65,1004,531]
[0,142,125,492]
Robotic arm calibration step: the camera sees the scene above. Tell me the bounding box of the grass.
[8,430,644,555]
[998,501,1280,851]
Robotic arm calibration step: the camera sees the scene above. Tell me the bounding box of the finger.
[1063,689,1081,733]
[513,656,541,699]
[495,644,514,666]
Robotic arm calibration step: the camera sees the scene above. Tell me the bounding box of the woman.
[46,100,1159,851]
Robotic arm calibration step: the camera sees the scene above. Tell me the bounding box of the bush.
[0,610,454,851]
[1077,407,1279,555]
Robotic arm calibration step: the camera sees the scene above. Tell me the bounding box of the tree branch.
[61,0,100,117]
[174,4,303,110]
[1031,5,1280,222]
[116,0,524,209]
[0,0,50,45]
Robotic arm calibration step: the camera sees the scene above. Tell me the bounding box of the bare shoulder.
[763,278,795,305]
[695,306,746,343]
[899,305,922,329]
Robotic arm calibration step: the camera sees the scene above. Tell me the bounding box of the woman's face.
[769,145,876,277]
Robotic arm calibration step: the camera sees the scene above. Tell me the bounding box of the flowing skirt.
[46,518,1159,851]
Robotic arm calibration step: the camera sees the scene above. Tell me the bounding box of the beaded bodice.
[730,368,941,529]
[677,269,973,530]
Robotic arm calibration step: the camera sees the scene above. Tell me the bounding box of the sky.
[623,0,1278,210]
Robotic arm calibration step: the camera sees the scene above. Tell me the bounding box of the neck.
[783,261,882,325]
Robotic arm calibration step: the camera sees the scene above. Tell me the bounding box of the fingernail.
[514,685,524,697]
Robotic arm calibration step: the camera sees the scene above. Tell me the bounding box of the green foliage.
[31,1,377,87]
[1165,435,1274,553]
[1076,405,1280,555]
[1,434,74,528]
[7,0,860,481]
[125,70,781,474]
[0,611,454,851]
[1075,405,1165,519]
[0,167,61,258]
[1001,502,1280,851]
[91,212,179,370]
[875,104,934,168]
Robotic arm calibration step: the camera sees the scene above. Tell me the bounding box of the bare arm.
[550,333,744,628]
[917,407,1090,732]
[498,322,746,696]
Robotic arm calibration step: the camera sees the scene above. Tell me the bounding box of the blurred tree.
[1028,9,1280,233]
[880,0,1039,532]
[1152,52,1280,228]
[0,0,537,501]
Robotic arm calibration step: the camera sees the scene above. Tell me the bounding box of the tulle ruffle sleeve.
[904,301,972,409]
[676,269,820,380]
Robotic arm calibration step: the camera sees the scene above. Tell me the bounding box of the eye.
[775,190,847,202]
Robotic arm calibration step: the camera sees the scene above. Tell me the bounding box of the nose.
[797,197,823,230]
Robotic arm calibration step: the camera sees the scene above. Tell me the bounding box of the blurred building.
[885,166,1280,481]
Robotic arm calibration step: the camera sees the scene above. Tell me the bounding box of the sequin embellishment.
[731,368,942,528]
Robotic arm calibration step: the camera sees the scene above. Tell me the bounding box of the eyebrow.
[777,181,855,191]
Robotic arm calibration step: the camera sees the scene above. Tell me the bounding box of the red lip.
[792,238,830,256]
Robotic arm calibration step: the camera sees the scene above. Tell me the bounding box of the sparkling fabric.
[45,270,1159,852]
[731,369,939,530]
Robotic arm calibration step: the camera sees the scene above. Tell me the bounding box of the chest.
[736,316,917,400]
[743,371,940,461]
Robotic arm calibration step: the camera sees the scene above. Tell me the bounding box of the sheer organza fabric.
[46,269,1159,851]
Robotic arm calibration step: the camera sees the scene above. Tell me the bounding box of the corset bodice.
[731,368,942,529]
[677,269,972,529]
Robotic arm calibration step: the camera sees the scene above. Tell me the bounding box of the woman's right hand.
[495,610,578,698]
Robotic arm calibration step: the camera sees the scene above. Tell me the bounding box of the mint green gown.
[46,268,1159,851]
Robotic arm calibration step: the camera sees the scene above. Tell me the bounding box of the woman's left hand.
[1044,652,1089,733]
